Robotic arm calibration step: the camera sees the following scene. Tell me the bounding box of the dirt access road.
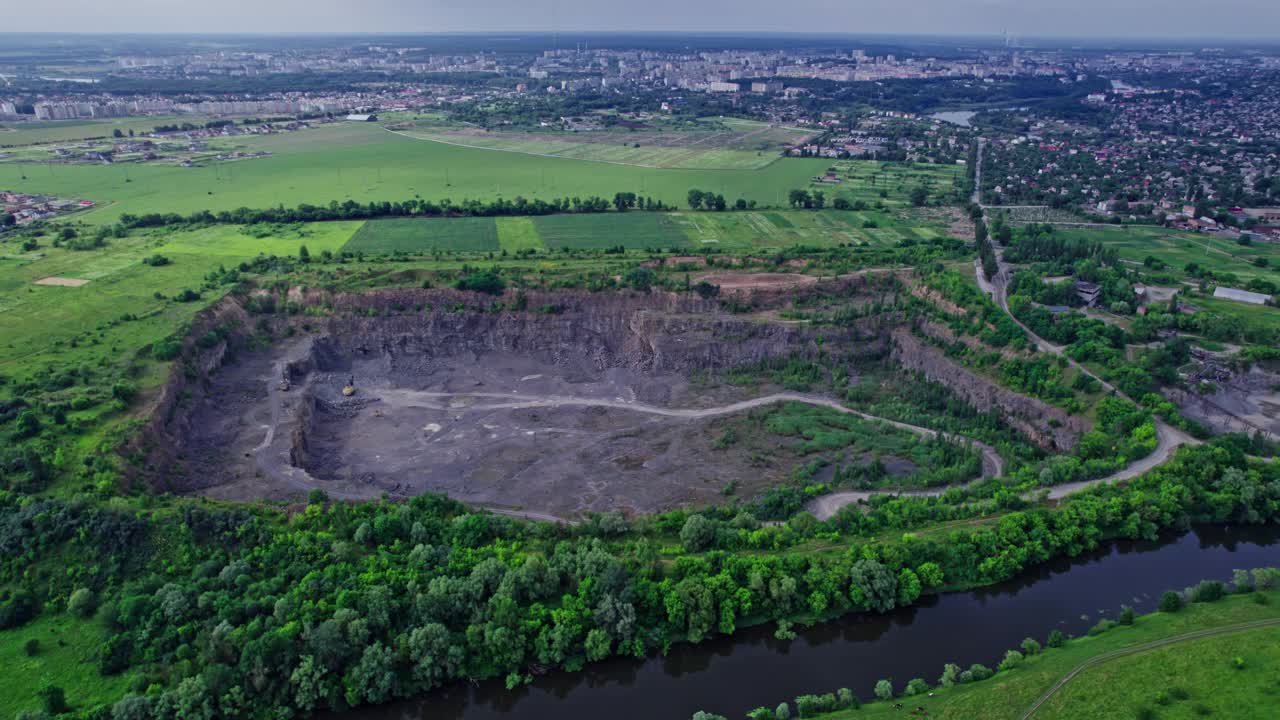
[375,388,1004,522]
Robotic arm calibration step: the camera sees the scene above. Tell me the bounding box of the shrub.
[1046,629,1065,648]
[836,688,857,709]
[1119,605,1136,626]
[1021,637,1042,655]
[999,650,1024,671]
[1189,580,1226,603]
[67,588,96,618]
[1089,619,1118,636]
[24,638,39,656]
[747,709,775,720]
[1168,687,1190,701]
[1135,707,1157,720]
[874,679,893,700]
[775,702,791,720]
[938,663,960,687]
[967,663,994,681]
[904,678,930,696]
[37,685,68,715]
[454,269,506,295]
[1158,591,1184,613]
[1231,656,1246,670]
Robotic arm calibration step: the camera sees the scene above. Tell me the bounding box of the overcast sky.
[4,0,1278,39]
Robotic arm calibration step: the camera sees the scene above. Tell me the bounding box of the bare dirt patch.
[34,276,88,287]
[701,272,819,292]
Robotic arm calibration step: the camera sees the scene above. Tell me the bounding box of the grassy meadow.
[812,591,1280,720]
[1056,225,1280,286]
[388,116,817,170]
[818,159,966,209]
[0,122,830,225]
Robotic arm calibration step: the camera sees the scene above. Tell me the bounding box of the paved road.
[977,245,1199,455]
[1020,618,1280,720]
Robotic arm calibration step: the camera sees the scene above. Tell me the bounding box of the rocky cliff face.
[129,280,1094,493]
[125,295,256,491]
[891,328,1090,451]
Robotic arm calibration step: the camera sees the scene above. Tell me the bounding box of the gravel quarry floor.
[183,336,824,517]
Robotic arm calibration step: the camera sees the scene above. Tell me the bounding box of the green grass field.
[532,212,689,249]
[674,210,943,250]
[0,613,137,719]
[389,116,816,170]
[0,222,361,385]
[0,123,830,225]
[819,160,965,209]
[1041,625,1280,719]
[496,217,545,252]
[1057,225,1280,286]
[324,208,961,255]
[810,591,1280,720]
[344,217,499,253]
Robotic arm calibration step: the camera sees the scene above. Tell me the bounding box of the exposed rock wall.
[891,328,1090,451]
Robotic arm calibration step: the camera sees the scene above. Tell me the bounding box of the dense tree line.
[117,193,677,229]
[1,438,1273,719]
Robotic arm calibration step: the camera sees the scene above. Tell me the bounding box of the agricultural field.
[386,115,818,170]
[531,213,688,249]
[674,209,948,250]
[815,159,966,208]
[0,122,830,224]
[339,208,959,255]
[344,217,499,253]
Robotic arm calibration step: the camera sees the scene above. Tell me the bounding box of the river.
[342,525,1280,720]
[930,111,977,127]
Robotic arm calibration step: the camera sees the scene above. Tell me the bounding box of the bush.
[1158,591,1184,613]
[1188,580,1226,603]
[775,702,791,720]
[24,638,39,656]
[836,688,857,709]
[1046,629,1065,648]
[1088,619,1118,636]
[67,588,96,618]
[1135,707,1157,720]
[967,663,994,682]
[747,709,775,720]
[1021,637,1042,655]
[999,650,1024,671]
[37,685,68,715]
[904,678,930,696]
[1119,605,1136,626]
[174,288,202,303]
[874,679,893,700]
[454,269,506,295]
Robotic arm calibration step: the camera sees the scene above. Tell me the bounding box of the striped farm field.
[343,217,499,253]
[532,213,689,250]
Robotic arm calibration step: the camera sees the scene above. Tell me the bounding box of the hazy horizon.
[3,0,1279,41]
